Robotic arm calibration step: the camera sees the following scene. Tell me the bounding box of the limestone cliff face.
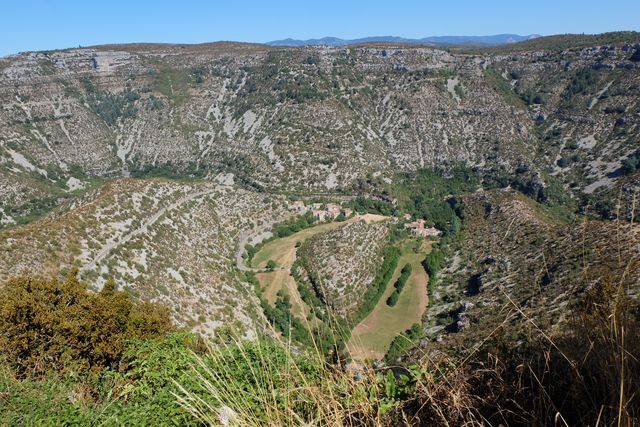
[1,38,639,224]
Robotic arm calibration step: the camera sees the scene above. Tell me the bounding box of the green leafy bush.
[386,290,400,306]
[274,212,316,237]
[345,196,395,216]
[386,263,412,307]
[385,323,424,362]
[266,260,278,271]
[423,246,444,293]
[0,273,173,376]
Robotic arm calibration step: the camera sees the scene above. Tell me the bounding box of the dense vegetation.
[422,245,444,294]
[351,246,401,323]
[129,161,209,180]
[386,263,412,307]
[395,164,478,234]
[86,88,140,125]
[385,323,424,362]
[345,196,396,216]
[0,272,172,376]
[260,289,311,344]
[564,67,597,100]
[273,211,316,237]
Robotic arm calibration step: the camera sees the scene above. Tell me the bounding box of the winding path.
[235,219,283,273]
[79,187,220,275]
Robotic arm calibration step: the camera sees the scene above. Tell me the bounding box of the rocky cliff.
[2,34,640,225]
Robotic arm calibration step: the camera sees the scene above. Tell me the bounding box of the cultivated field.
[347,239,432,360]
[250,214,388,323]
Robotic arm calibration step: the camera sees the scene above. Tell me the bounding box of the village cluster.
[289,200,353,221]
[402,217,442,238]
[288,200,441,238]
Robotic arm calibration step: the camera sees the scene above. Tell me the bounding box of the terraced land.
[347,239,432,360]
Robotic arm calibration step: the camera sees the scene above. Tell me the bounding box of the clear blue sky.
[1,0,638,56]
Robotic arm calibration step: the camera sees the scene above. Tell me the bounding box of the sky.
[1,0,639,57]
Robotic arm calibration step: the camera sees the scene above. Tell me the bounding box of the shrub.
[274,212,316,237]
[565,67,597,100]
[395,264,413,292]
[520,88,545,105]
[566,140,579,150]
[0,272,173,376]
[86,89,139,125]
[423,246,444,293]
[386,290,400,306]
[387,263,413,306]
[266,260,277,271]
[385,323,423,362]
[260,290,312,346]
[557,156,571,168]
[622,149,640,174]
[604,105,625,114]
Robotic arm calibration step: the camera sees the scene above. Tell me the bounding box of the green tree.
[386,290,400,307]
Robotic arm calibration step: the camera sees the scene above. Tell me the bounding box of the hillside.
[1,33,640,227]
[419,188,640,353]
[297,219,390,313]
[0,177,292,336]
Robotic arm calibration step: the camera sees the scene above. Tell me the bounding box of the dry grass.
[174,333,386,426]
[174,255,639,426]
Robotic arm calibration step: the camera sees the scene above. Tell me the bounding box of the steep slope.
[1,35,639,226]
[0,177,292,336]
[421,188,640,352]
[297,219,390,313]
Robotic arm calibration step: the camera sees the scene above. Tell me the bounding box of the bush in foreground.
[0,272,173,376]
[1,271,637,426]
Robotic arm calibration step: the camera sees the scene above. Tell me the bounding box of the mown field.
[347,239,431,360]
[250,221,347,270]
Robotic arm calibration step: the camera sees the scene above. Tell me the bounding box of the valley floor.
[246,218,432,360]
[347,239,431,360]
